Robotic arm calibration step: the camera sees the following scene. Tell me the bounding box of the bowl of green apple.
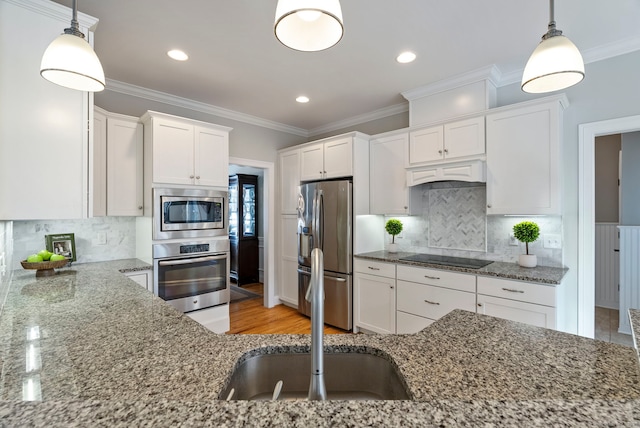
[21,250,68,277]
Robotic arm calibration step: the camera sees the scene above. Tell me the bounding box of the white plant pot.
[518,254,537,268]
[388,243,398,253]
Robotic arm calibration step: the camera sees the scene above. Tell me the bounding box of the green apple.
[26,254,43,263]
[38,250,52,261]
[49,254,66,262]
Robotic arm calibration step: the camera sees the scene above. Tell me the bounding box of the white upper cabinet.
[408,116,485,167]
[0,0,96,220]
[485,96,566,215]
[370,132,418,215]
[300,137,353,181]
[93,108,143,217]
[279,149,301,214]
[142,111,231,188]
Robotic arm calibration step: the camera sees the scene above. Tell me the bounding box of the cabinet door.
[152,118,194,185]
[279,215,298,306]
[0,1,89,220]
[397,280,476,320]
[324,137,353,179]
[300,143,325,181]
[444,116,485,159]
[408,125,444,165]
[279,149,301,214]
[370,133,412,215]
[396,311,434,334]
[354,272,396,334]
[92,110,107,217]
[107,118,143,216]
[477,294,556,329]
[194,125,228,187]
[486,101,561,215]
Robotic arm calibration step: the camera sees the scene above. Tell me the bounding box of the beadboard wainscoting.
[595,223,619,310]
[618,225,640,335]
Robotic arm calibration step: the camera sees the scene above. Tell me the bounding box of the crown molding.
[308,102,409,138]
[499,35,640,87]
[104,79,309,137]
[401,64,502,101]
[4,0,99,30]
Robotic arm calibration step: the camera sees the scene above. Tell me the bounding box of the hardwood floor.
[227,283,347,335]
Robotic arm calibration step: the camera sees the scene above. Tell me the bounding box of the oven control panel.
[180,244,210,254]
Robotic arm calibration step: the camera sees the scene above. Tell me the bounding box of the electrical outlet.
[509,233,518,246]
[97,232,107,246]
[543,234,562,249]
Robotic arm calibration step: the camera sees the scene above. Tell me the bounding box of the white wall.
[496,50,640,334]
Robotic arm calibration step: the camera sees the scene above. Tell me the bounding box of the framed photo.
[45,233,76,262]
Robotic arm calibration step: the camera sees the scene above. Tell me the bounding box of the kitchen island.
[0,260,638,426]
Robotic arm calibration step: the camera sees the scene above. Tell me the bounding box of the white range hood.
[406,159,485,187]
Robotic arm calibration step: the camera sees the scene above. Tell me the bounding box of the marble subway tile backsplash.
[385,182,563,267]
[12,217,137,270]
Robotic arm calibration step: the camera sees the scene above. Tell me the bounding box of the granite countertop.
[0,259,638,426]
[355,250,569,285]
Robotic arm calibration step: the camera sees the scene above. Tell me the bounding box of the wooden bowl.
[21,259,69,277]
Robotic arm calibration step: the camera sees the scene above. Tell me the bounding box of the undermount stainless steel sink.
[220,350,411,401]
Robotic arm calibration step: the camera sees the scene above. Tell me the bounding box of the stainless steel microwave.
[153,188,227,240]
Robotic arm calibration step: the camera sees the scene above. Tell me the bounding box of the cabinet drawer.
[397,280,476,320]
[397,265,475,293]
[396,311,434,334]
[477,276,556,307]
[354,258,396,278]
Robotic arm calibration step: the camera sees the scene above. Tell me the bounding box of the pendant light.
[274,0,344,52]
[521,0,584,94]
[40,0,105,92]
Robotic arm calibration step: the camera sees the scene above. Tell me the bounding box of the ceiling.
[51,0,640,135]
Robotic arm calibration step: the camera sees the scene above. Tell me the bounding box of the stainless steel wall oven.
[153,239,230,313]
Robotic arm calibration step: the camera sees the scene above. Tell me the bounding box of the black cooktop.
[399,254,493,269]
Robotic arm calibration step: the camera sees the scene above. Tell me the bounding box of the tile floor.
[595,306,635,348]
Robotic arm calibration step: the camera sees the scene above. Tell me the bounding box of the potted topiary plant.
[385,219,403,253]
[513,220,540,268]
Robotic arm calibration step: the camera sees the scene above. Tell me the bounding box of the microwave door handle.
[159,254,227,266]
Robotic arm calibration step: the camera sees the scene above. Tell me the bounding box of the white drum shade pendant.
[521,0,584,93]
[274,0,344,52]
[40,0,105,92]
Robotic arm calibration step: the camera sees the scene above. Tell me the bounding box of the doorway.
[229,157,277,308]
[578,115,640,338]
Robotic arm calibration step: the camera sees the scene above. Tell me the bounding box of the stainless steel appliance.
[399,254,493,269]
[153,238,230,313]
[153,187,227,240]
[297,179,352,330]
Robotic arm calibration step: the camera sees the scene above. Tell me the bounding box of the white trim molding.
[578,114,640,338]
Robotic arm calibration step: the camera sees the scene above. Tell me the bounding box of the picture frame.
[45,233,77,262]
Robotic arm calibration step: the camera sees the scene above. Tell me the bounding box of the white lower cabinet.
[476,276,556,329]
[279,215,298,307]
[354,259,396,334]
[396,265,476,333]
[124,270,152,292]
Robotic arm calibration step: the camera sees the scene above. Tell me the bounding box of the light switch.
[97,232,107,245]
[509,233,518,246]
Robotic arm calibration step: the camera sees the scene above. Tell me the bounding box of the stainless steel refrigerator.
[297,179,352,330]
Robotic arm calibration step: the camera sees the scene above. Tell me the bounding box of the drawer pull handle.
[501,288,524,293]
[424,300,440,305]
[368,267,380,271]
[424,275,440,280]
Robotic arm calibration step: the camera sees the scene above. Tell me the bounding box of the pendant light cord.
[64,0,85,38]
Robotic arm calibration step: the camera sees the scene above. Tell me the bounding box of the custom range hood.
[406,159,486,186]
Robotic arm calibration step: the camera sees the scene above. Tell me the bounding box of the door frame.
[578,114,640,337]
[229,157,277,308]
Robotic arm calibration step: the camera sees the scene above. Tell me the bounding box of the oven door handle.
[159,254,227,266]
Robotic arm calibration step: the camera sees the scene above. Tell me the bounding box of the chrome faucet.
[306,248,327,400]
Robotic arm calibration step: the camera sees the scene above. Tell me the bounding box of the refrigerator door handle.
[318,190,324,250]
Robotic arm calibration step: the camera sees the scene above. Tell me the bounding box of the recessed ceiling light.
[396,51,416,64]
[167,49,189,61]
[296,96,310,103]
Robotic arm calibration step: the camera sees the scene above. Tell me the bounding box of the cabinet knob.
[323,171,327,174]
[444,148,449,154]
[190,175,195,179]
[390,286,394,289]
[138,206,143,210]
[487,204,492,208]
[196,175,200,179]
[438,150,443,154]
[404,206,408,210]
[477,303,482,307]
